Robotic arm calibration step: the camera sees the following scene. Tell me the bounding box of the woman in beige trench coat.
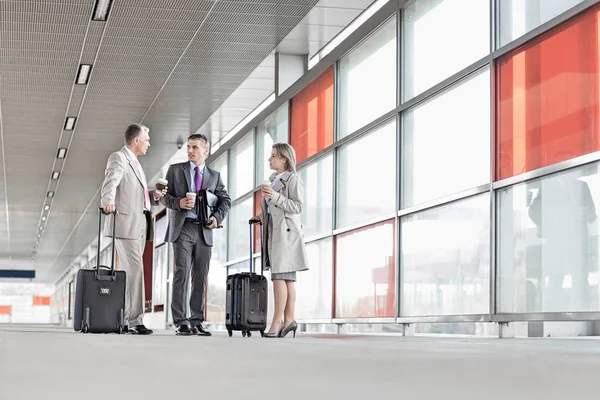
[250,143,309,338]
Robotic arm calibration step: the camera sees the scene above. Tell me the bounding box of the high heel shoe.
[263,321,283,338]
[280,320,297,338]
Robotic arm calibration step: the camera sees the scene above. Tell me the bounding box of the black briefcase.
[73,207,126,334]
[225,221,268,338]
[193,189,222,227]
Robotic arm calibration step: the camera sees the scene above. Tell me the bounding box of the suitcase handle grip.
[97,207,117,276]
[249,221,263,277]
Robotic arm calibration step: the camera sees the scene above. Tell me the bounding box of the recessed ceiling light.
[44,205,50,211]
[57,148,67,159]
[76,64,92,85]
[37,234,41,238]
[41,216,46,221]
[39,226,43,231]
[47,191,54,198]
[51,171,60,180]
[64,117,76,130]
[92,0,112,21]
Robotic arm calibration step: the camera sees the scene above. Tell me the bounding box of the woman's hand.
[261,185,274,199]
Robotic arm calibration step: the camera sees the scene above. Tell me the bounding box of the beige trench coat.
[258,170,309,274]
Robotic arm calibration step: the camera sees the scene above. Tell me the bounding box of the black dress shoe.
[175,325,193,336]
[128,325,153,335]
[191,324,212,336]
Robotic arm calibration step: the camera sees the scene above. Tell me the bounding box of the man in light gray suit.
[101,123,167,335]
[160,133,231,336]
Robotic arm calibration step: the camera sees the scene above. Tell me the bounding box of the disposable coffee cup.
[186,192,196,200]
[156,178,167,191]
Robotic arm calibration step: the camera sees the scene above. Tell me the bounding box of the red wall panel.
[290,67,334,163]
[497,6,600,180]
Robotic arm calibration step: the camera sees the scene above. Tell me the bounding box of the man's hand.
[154,187,168,200]
[103,204,116,214]
[206,216,218,229]
[179,197,194,210]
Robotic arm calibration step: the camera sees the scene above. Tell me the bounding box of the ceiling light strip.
[138,0,221,123]
[92,0,112,21]
[0,88,12,268]
[47,3,115,269]
[35,4,97,252]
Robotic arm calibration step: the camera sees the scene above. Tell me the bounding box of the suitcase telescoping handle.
[97,207,117,275]
[249,219,263,277]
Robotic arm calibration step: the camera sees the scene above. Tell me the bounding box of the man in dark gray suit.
[160,134,231,336]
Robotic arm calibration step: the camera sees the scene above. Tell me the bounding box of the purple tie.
[194,166,202,192]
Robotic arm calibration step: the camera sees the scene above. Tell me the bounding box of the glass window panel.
[153,244,167,306]
[498,0,584,47]
[290,67,334,163]
[229,133,254,199]
[296,237,333,319]
[335,220,395,318]
[338,17,396,138]
[337,119,396,229]
[498,163,600,313]
[206,264,227,323]
[227,196,253,261]
[497,7,600,180]
[403,0,490,100]
[299,153,333,237]
[401,194,490,316]
[209,152,228,193]
[257,103,289,183]
[402,68,490,207]
[154,215,168,247]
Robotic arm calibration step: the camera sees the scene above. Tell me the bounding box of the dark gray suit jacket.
[160,162,231,246]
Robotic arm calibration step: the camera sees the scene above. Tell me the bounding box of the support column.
[275,52,307,96]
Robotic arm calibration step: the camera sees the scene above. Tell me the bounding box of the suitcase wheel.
[242,331,246,337]
[246,331,252,338]
[118,325,124,335]
[227,330,233,337]
[260,330,265,338]
[82,325,88,334]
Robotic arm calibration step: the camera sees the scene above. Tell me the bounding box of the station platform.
[1,325,599,399]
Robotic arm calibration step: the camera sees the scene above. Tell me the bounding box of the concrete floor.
[1,325,599,400]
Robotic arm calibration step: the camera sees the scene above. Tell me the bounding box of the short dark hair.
[124,123,148,145]
[187,134,210,149]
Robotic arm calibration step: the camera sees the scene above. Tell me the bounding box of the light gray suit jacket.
[100,147,157,241]
[160,162,231,246]
[259,171,309,274]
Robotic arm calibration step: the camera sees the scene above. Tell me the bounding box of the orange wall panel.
[33,296,51,306]
[290,67,334,163]
[497,5,600,180]
[0,305,11,315]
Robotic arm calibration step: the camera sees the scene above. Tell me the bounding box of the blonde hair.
[272,143,297,173]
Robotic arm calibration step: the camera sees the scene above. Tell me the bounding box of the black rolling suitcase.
[73,207,126,334]
[225,220,268,338]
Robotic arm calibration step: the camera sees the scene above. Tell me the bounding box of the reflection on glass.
[299,153,333,238]
[336,220,395,318]
[498,163,600,313]
[257,103,289,182]
[402,68,490,207]
[498,0,583,47]
[227,197,253,260]
[338,17,396,138]
[337,119,396,229]
[229,133,254,199]
[154,215,168,247]
[401,194,490,316]
[153,244,167,306]
[403,0,489,100]
[296,238,333,319]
